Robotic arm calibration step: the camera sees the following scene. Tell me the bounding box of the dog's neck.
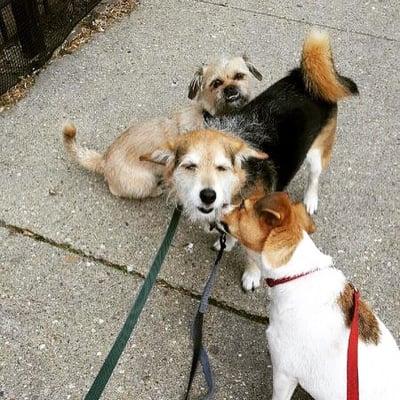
[261,232,333,281]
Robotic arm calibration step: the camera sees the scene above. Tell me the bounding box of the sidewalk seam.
[0,220,268,326]
[195,0,398,43]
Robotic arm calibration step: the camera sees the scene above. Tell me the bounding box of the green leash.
[85,207,182,400]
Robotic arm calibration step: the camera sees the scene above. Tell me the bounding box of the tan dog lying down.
[62,56,262,199]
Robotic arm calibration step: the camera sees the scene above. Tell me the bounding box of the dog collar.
[265,269,319,287]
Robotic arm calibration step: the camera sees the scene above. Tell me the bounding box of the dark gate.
[0,0,101,95]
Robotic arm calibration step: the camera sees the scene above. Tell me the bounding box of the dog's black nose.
[200,188,216,205]
[224,85,239,100]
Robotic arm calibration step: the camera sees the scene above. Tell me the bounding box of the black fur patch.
[205,67,357,192]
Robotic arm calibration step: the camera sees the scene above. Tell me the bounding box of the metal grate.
[0,0,101,94]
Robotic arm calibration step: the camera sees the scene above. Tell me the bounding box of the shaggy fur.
[205,30,358,213]
[62,56,262,199]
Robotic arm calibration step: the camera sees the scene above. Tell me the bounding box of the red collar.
[265,269,319,287]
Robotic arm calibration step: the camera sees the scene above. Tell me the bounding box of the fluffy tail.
[301,30,359,103]
[62,123,104,174]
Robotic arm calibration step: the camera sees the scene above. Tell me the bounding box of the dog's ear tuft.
[242,54,263,81]
[140,148,174,165]
[188,66,204,99]
[236,144,268,162]
[293,202,316,234]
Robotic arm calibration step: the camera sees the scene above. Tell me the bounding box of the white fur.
[304,148,322,215]
[171,148,244,223]
[259,233,400,400]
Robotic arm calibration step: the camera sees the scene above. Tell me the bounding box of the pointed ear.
[293,202,316,234]
[139,147,175,165]
[254,193,290,227]
[188,66,204,99]
[242,54,263,81]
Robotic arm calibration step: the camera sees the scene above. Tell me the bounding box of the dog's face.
[220,192,316,264]
[141,129,267,223]
[188,56,262,116]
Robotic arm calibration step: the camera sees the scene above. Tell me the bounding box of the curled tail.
[62,123,105,174]
[301,30,359,103]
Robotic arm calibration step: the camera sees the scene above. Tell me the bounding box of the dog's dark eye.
[216,165,228,172]
[184,163,197,171]
[211,79,223,89]
[234,73,245,80]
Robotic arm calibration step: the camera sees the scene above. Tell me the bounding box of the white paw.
[242,269,261,292]
[213,236,236,252]
[304,190,318,215]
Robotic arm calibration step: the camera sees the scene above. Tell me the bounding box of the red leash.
[347,289,360,400]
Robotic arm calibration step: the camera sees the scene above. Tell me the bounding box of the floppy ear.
[236,144,268,162]
[188,66,204,99]
[293,202,316,234]
[139,147,175,166]
[242,54,263,81]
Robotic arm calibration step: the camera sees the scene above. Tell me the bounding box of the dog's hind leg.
[304,112,337,214]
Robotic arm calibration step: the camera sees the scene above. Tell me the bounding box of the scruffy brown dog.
[62,56,262,199]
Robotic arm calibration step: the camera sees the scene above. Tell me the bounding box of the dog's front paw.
[304,191,318,215]
[213,236,236,252]
[242,269,261,292]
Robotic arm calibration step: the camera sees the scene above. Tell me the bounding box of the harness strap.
[184,233,226,400]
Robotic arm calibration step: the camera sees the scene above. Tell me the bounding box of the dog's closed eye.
[182,163,197,171]
[216,165,229,172]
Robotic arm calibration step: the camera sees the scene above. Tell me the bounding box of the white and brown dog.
[219,192,400,400]
[62,56,262,199]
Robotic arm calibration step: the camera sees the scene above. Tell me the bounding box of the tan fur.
[221,193,316,267]
[338,283,381,344]
[63,57,259,199]
[63,123,105,174]
[302,30,352,103]
[310,111,338,169]
[145,129,267,194]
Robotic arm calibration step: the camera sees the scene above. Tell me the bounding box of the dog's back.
[207,30,358,191]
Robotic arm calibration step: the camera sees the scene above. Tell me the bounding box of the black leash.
[184,232,227,400]
[84,207,181,400]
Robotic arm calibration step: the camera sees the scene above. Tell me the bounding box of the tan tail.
[62,122,104,174]
[301,30,358,103]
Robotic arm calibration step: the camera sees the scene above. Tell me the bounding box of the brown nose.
[200,188,216,205]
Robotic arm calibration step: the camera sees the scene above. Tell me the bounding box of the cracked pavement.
[0,0,399,399]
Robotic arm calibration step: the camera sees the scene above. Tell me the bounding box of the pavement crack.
[0,220,268,326]
[195,0,398,43]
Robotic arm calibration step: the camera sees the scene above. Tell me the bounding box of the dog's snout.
[224,85,239,100]
[200,188,216,205]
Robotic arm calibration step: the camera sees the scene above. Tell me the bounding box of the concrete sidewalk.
[0,0,399,399]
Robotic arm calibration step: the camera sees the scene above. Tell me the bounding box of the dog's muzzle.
[198,188,216,214]
[223,85,241,103]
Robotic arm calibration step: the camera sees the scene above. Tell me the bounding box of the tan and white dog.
[219,192,400,400]
[62,56,262,199]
